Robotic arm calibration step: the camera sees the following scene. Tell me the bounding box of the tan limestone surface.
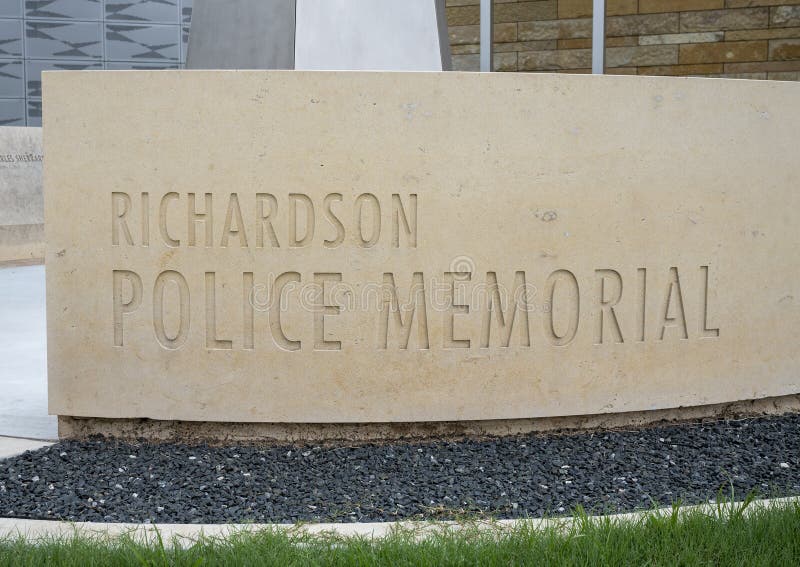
[44,70,800,423]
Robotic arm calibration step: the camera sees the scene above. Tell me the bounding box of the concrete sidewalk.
[0,436,53,459]
[0,264,56,439]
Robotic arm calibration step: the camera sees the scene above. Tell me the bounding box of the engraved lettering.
[288,193,315,247]
[637,267,646,342]
[700,265,720,338]
[480,271,530,348]
[444,271,471,349]
[243,272,254,350]
[205,272,233,350]
[158,192,180,247]
[111,192,422,250]
[153,270,190,349]
[111,192,134,246]
[355,193,381,248]
[255,193,280,248]
[380,272,429,350]
[392,193,417,248]
[659,266,688,340]
[271,272,301,351]
[595,269,624,344]
[220,193,248,247]
[112,270,142,346]
[323,193,346,248]
[544,269,579,346]
[187,192,213,247]
[313,273,342,351]
[141,192,150,247]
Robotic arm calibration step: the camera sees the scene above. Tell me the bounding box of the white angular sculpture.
[186,0,451,71]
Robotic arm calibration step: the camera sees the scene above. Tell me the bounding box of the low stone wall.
[0,127,44,264]
[446,0,800,80]
[43,70,800,440]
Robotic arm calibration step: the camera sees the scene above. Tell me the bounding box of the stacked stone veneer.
[447,0,800,80]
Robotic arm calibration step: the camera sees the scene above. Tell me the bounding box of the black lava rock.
[0,414,798,524]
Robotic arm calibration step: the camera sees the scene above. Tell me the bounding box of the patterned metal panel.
[0,0,192,124]
[25,20,103,58]
[0,18,22,57]
[26,97,39,124]
[0,1,22,19]
[25,0,102,21]
[0,59,23,97]
[0,98,25,125]
[106,0,178,23]
[106,23,179,61]
[181,23,187,60]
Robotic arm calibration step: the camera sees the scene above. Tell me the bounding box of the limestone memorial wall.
[43,70,799,435]
[0,126,43,263]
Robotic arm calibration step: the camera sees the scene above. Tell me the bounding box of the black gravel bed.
[2,414,799,524]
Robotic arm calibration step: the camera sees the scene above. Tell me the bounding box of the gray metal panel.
[592,0,605,74]
[0,60,23,97]
[294,0,447,71]
[1,0,189,124]
[106,0,180,23]
[185,0,296,70]
[180,0,191,25]
[0,99,25,126]
[479,0,492,72]
[25,0,102,21]
[105,23,180,62]
[26,97,40,125]
[181,23,189,62]
[25,20,102,59]
[0,0,22,18]
[0,18,23,58]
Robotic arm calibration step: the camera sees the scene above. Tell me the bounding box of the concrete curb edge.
[0,496,797,546]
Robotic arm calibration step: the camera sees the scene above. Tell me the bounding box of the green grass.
[1,499,799,566]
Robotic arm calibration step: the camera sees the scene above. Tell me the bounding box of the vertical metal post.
[592,0,605,74]
[480,0,493,72]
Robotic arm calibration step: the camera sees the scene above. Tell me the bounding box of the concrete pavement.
[0,264,56,439]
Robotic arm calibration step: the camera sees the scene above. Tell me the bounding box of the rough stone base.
[58,394,800,444]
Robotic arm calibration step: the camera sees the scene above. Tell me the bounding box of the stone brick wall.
[447,0,800,80]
